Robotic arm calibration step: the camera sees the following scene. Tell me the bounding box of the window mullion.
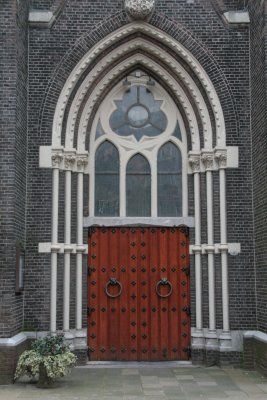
[151,159,157,217]
[120,157,126,217]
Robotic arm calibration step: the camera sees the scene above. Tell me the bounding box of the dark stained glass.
[126,154,151,216]
[110,85,167,141]
[157,142,182,217]
[95,141,119,216]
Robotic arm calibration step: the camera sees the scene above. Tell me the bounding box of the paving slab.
[0,365,267,400]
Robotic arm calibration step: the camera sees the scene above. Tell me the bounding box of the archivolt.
[65,39,214,151]
[52,22,226,150]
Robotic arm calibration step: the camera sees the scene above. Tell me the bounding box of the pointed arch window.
[91,70,187,219]
[157,142,182,217]
[126,154,151,217]
[95,141,119,216]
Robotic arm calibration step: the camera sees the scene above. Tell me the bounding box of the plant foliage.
[14,335,77,380]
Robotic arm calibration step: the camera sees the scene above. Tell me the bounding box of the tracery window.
[89,70,188,218]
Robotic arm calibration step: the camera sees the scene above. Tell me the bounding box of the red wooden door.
[87,227,190,361]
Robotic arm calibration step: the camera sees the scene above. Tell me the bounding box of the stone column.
[201,150,217,348]
[189,152,204,347]
[63,151,76,339]
[75,153,88,347]
[50,148,63,333]
[215,149,232,349]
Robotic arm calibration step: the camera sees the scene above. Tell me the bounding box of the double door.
[87,226,190,361]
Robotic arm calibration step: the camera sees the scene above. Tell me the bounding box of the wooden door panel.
[88,227,190,361]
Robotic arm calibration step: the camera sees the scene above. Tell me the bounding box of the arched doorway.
[39,21,238,358]
[87,71,190,360]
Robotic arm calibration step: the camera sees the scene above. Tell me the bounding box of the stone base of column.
[63,330,75,350]
[205,330,219,350]
[191,328,205,349]
[74,329,87,349]
[219,331,232,351]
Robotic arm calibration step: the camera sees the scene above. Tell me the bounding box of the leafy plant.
[14,335,77,381]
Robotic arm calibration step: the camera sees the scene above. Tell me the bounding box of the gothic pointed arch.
[38,14,238,148]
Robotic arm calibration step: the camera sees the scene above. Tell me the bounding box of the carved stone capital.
[188,153,201,173]
[51,150,63,168]
[77,154,88,172]
[125,0,155,20]
[214,149,227,169]
[201,151,214,171]
[64,155,76,170]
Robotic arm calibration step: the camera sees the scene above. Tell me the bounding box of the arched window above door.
[126,154,151,217]
[89,70,188,218]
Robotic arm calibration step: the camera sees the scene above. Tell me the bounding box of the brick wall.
[0,0,29,338]
[248,0,267,334]
[0,340,31,384]
[23,0,256,335]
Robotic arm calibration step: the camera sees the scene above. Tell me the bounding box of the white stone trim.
[187,147,239,173]
[52,23,226,147]
[77,54,200,151]
[29,11,55,27]
[0,330,87,350]
[39,243,87,254]
[191,328,244,352]
[244,331,267,344]
[0,332,47,347]
[84,216,195,227]
[40,146,239,172]
[38,241,241,255]
[65,38,213,150]
[223,11,250,25]
[189,243,241,255]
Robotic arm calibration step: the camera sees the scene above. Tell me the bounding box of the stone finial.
[125,0,155,20]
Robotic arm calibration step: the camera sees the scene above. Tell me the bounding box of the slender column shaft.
[50,163,60,333]
[206,169,216,332]
[219,165,230,332]
[76,171,83,331]
[194,171,202,330]
[63,169,72,332]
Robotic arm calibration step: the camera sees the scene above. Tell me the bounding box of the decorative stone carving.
[64,155,76,170]
[125,0,155,20]
[214,149,227,169]
[188,153,201,173]
[201,152,214,171]
[77,155,88,172]
[51,152,63,168]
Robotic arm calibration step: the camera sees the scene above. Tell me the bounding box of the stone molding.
[52,23,226,149]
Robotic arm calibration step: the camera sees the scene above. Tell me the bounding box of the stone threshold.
[79,361,193,368]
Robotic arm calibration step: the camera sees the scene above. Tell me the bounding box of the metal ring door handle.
[156,278,172,298]
[105,278,123,298]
